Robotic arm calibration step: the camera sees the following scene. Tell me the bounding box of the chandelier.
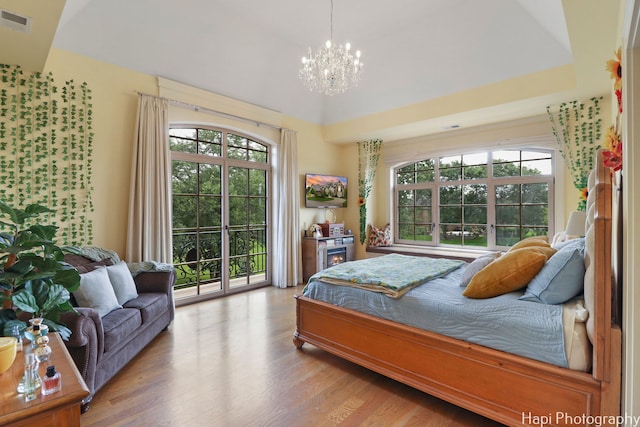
[299,0,363,96]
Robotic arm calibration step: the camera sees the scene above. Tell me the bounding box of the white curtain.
[273,129,302,287]
[126,94,172,263]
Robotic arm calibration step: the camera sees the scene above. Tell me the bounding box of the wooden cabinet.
[302,235,355,283]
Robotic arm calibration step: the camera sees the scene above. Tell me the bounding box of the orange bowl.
[0,337,17,374]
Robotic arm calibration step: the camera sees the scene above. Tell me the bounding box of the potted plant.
[0,201,80,340]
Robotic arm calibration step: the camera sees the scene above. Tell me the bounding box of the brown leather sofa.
[61,253,175,411]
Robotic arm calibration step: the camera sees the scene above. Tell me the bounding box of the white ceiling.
[50,0,573,126]
[0,0,620,142]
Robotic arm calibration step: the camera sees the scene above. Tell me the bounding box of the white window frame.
[393,148,556,251]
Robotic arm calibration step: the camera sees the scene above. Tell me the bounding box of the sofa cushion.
[123,293,169,324]
[105,262,139,305]
[74,268,122,317]
[101,308,142,353]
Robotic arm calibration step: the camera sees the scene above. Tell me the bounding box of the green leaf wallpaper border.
[0,64,94,245]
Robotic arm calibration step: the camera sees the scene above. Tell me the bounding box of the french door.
[170,127,270,302]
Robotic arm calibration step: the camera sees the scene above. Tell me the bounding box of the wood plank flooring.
[80,286,504,427]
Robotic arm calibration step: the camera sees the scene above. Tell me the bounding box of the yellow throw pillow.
[535,246,557,259]
[463,247,548,299]
[508,236,550,252]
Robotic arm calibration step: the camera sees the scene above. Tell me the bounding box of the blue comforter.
[303,262,569,368]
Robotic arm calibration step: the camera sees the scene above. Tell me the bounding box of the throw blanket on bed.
[309,253,465,298]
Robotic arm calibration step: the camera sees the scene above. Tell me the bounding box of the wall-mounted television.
[305,173,348,208]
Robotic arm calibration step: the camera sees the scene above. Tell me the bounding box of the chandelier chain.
[330,0,333,42]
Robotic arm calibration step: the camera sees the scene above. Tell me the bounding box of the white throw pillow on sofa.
[74,268,122,317]
[105,261,139,305]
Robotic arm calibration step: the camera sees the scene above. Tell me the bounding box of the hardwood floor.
[80,286,504,427]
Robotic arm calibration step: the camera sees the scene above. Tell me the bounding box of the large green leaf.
[0,308,18,323]
[54,268,81,292]
[14,230,52,247]
[27,224,58,241]
[41,318,72,341]
[5,259,34,275]
[2,318,25,337]
[0,259,34,288]
[11,289,38,313]
[0,200,75,341]
[24,204,55,217]
[37,284,70,314]
[0,200,19,224]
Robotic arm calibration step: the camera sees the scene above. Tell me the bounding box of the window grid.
[395,149,553,250]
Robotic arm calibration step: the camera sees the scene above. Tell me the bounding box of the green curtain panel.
[358,139,383,244]
[546,97,602,211]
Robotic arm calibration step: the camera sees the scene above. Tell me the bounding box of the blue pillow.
[519,247,585,304]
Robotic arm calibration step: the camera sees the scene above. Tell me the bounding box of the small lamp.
[565,210,587,237]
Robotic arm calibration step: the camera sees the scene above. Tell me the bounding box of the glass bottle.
[34,334,51,363]
[17,347,41,394]
[41,365,62,396]
[23,353,39,402]
[11,325,22,352]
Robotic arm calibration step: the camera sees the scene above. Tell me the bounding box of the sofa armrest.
[60,308,105,355]
[134,270,176,321]
[59,307,104,396]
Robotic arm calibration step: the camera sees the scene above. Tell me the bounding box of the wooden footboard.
[294,295,619,427]
[293,152,621,427]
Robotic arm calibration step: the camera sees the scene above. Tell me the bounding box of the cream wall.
[40,48,610,264]
[41,48,337,258]
[283,117,358,244]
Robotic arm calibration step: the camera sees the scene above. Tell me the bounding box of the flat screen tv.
[305,173,348,208]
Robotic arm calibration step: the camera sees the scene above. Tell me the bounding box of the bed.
[293,151,622,427]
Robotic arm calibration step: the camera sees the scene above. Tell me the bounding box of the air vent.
[0,9,32,33]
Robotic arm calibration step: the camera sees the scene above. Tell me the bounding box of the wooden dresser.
[0,333,90,427]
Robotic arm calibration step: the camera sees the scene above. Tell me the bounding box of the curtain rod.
[135,91,294,133]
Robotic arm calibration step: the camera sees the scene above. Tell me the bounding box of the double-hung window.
[395,149,554,250]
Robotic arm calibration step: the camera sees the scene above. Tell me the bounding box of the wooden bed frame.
[293,152,622,427]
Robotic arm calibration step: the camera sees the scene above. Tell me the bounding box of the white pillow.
[459,252,501,287]
[105,262,139,305]
[74,268,122,317]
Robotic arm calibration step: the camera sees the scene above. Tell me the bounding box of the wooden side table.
[0,333,90,427]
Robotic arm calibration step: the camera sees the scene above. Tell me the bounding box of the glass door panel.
[227,166,268,289]
[172,160,223,298]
